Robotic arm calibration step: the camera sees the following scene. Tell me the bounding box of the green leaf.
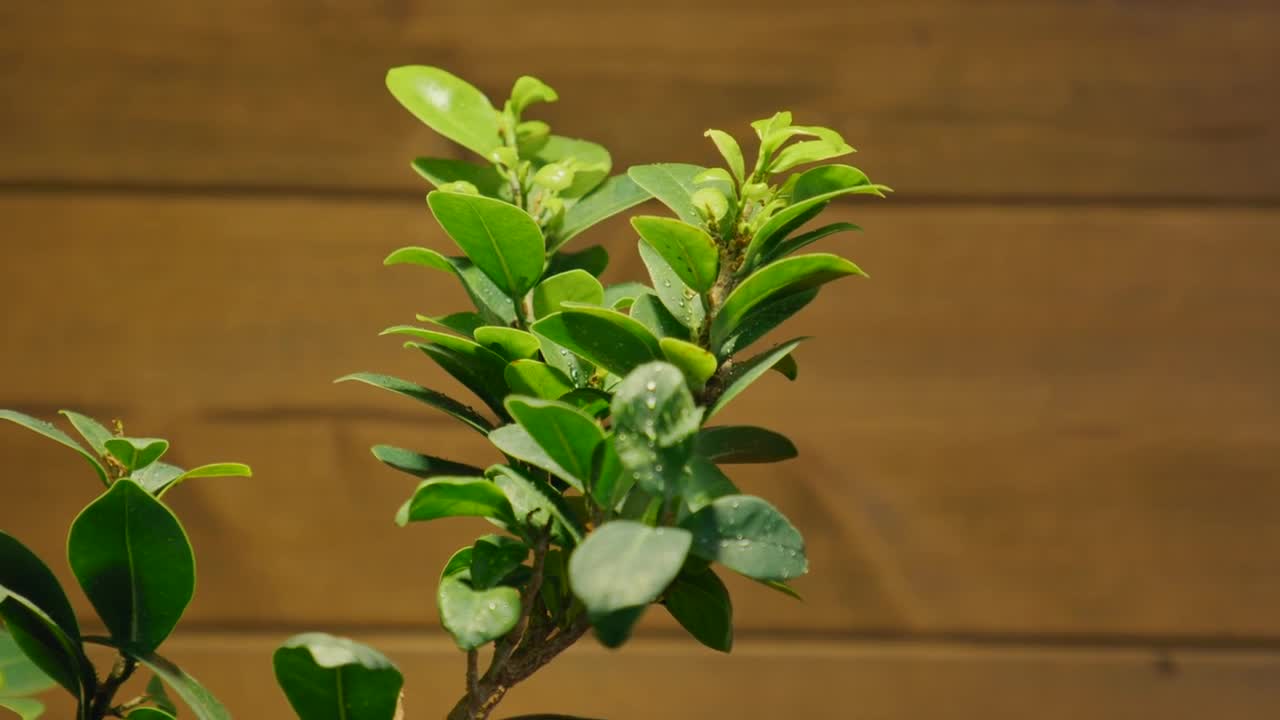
[273,633,403,720]
[411,158,506,198]
[769,135,854,173]
[704,130,745,185]
[470,535,529,590]
[664,567,733,652]
[714,288,817,359]
[0,410,107,485]
[627,164,704,225]
[510,75,558,115]
[0,628,56,697]
[0,591,86,698]
[0,698,45,719]
[532,270,605,319]
[506,397,603,492]
[144,674,177,715]
[0,534,79,644]
[637,242,705,332]
[427,191,546,298]
[682,495,807,582]
[130,463,184,495]
[126,709,175,720]
[395,478,516,527]
[589,436,628,510]
[386,66,500,157]
[151,462,252,497]
[629,294,689,341]
[610,363,703,498]
[764,222,861,263]
[128,648,231,720]
[601,282,651,311]
[57,410,113,455]
[760,579,804,601]
[487,465,585,545]
[370,445,482,480]
[536,335,595,390]
[546,245,609,278]
[711,254,863,348]
[417,311,487,337]
[589,605,646,649]
[630,217,719,293]
[696,426,797,464]
[503,360,574,400]
[745,164,885,264]
[335,372,493,435]
[488,425,579,492]
[559,389,612,420]
[678,456,740,516]
[659,338,718,390]
[532,307,662,378]
[68,479,193,654]
[103,437,169,472]
[384,247,515,325]
[709,339,804,417]
[474,327,541,361]
[405,341,510,419]
[569,521,691,616]
[533,136,611,198]
[437,577,520,651]
[557,175,651,249]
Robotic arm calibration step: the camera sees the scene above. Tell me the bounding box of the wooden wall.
[2,2,1278,717]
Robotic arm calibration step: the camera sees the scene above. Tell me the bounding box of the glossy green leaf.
[487,465,585,545]
[637,242,705,332]
[556,175,651,249]
[488,425,579,492]
[696,426,797,464]
[427,191,546,297]
[546,245,609,278]
[510,75,558,115]
[631,217,719,293]
[384,247,516,325]
[335,373,493,434]
[470,535,529,590]
[274,633,403,720]
[570,521,691,616]
[406,341,510,418]
[410,158,506,198]
[517,120,551,156]
[589,436,628,510]
[682,495,807,582]
[772,352,799,380]
[559,389,612,419]
[664,567,733,653]
[57,410,113,455]
[417,311,487,337]
[610,362,703,498]
[629,294,689,341]
[744,164,885,263]
[152,462,252,497]
[532,270,604,319]
[711,254,863,348]
[760,579,804,601]
[764,222,861,263]
[506,397,603,491]
[0,410,107,485]
[659,337,718,390]
[678,456,740,516]
[714,287,817,359]
[601,281,651,311]
[704,130,745,184]
[709,338,803,417]
[537,335,595,390]
[126,709,175,720]
[371,445,482,480]
[503,360,574,400]
[128,648,230,720]
[769,135,854,174]
[0,628,56,697]
[532,307,661,378]
[386,66,500,157]
[103,437,169,471]
[395,477,516,527]
[0,534,79,643]
[627,163,705,225]
[474,327,541,361]
[0,591,85,697]
[533,136,611,198]
[437,576,520,651]
[68,479,193,654]
[0,698,45,719]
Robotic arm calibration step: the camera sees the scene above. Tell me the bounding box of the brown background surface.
[2,1,1278,717]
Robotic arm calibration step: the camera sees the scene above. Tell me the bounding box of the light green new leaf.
[659,338,718,390]
[627,164,705,225]
[664,567,733,653]
[0,697,45,719]
[510,75,558,115]
[487,465,585,545]
[696,426,797,464]
[410,158,506,198]
[128,648,230,720]
[709,339,804,417]
[704,130,745,184]
[714,287,817,359]
[531,307,662,378]
[474,327,541,361]
[68,479,194,654]
[764,221,861,263]
[570,521,691,617]
[384,247,516,325]
[103,437,169,471]
[151,463,252,497]
[556,175,651,249]
[532,270,604,319]
[533,136,611,198]
[371,445,483,480]
[682,495,807,582]
[335,373,493,434]
[504,360,574,400]
[711,254,863,348]
[744,164,885,263]
[638,242,705,332]
[631,216,719,293]
[629,294,689,341]
[506,398,603,491]
[0,410,107,485]
[395,477,516,527]
[438,576,521,651]
[427,191,546,297]
[470,535,529,590]
[274,633,403,720]
[386,66,500,157]
[769,136,854,174]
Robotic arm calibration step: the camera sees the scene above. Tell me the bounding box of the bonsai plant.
[0,410,251,719]
[273,66,888,720]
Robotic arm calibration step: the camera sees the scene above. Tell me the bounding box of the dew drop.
[654,464,664,472]
[663,280,672,288]
[654,528,664,536]
[719,540,731,549]
[487,602,497,610]
[738,539,750,548]
[645,381,657,391]
[731,501,741,510]
[645,397,657,409]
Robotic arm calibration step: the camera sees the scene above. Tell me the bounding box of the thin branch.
[488,520,552,675]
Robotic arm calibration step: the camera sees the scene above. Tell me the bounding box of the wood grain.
[1,1,1276,198]
[1,194,1277,637]
[34,633,1280,719]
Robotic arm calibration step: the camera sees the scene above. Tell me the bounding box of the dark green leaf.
[336,372,494,434]
[441,546,474,581]
[557,175,651,249]
[696,426,797,464]
[569,521,691,615]
[103,437,169,472]
[546,245,609,278]
[370,445,482,480]
[506,397,603,492]
[474,327,542,361]
[714,288,817,359]
[709,339,803,417]
[559,389,612,419]
[0,534,79,643]
[68,479,193,654]
[637,242,705,332]
[470,535,529,590]
[274,633,403,720]
[417,311,487,337]
[711,254,863,348]
[395,478,516,527]
[411,158,506,198]
[659,338,717,390]
[532,307,661,378]
[590,605,646,649]
[589,436,629,510]
[427,191,546,297]
[682,495,807,582]
[0,592,86,698]
[0,410,107,485]
[533,136,611,198]
[437,577,520,651]
[532,270,604,319]
[407,341,510,419]
[503,360,574,400]
[631,216,719,293]
[664,568,733,652]
[764,222,861,263]
[487,466,585,545]
[627,164,705,225]
[386,66,500,157]
[127,709,175,720]
[629,294,689,341]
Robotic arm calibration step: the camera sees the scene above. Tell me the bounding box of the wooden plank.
[1,194,1278,636]
[1,2,1277,198]
[33,632,1280,719]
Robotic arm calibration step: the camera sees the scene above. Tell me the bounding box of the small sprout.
[692,187,730,224]
[533,162,576,193]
